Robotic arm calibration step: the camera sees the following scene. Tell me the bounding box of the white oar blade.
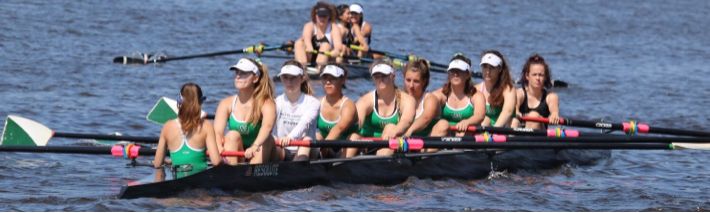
[1,115,52,146]
[146,97,178,125]
[672,142,710,150]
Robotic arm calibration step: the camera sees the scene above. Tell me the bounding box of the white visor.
[447,59,471,72]
[278,64,304,77]
[229,58,260,76]
[480,53,502,67]
[320,65,345,77]
[371,63,394,75]
[349,4,363,14]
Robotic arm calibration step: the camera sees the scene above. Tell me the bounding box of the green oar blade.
[146,97,178,125]
[1,115,52,146]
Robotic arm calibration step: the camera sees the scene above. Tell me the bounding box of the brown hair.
[481,50,513,107]
[281,60,314,95]
[403,58,431,91]
[520,53,552,89]
[310,1,336,23]
[244,58,275,124]
[178,83,204,135]
[442,54,477,97]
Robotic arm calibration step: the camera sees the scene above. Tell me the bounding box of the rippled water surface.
[1,0,709,211]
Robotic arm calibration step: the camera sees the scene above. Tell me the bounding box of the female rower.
[336,4,351,46]
[214,58,278,165]
[402,59,440,137]
[347,60,416,157]
[475,50,517,127]
[293,2,343,69]
[153,83,221,178]
[347,3,371,58]
[511,54,560,129]
[430,54,485,140]
[273,60,320,161]
[316,63,359,158]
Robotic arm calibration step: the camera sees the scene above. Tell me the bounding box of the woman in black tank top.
[513,54,560,129]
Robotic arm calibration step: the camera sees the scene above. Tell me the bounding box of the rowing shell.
[118,149,610,199]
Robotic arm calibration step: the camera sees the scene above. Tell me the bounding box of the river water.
[1,0,708,211]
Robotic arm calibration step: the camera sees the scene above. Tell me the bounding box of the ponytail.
[178,83,205,134]
[248,58,275,123]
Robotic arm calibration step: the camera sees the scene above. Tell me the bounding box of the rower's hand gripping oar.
[113,42,293,65]
[520,116,710,137]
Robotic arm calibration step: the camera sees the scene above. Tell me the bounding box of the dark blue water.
[1,0,709,211]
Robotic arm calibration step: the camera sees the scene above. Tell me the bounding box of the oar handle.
[520,116,710,137]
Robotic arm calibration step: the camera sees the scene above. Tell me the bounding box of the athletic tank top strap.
[441,95,475,124]
[170,119,208,179]
[519,88,551,118]
[313,22,333,45]
[373,90,399,118]
[415,93,427,118]
[227,95,260,148]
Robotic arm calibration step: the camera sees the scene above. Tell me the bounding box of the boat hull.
[118,149,610,199]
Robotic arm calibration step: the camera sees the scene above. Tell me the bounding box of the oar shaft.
[54,132,158,143]
[0,145,157,155]
[522,116,710,137]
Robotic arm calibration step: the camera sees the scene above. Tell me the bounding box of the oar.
[448,126,609,137]
[1,115,159,146]
[264,136,709,151]
[113,42,293,65]
[519,116,710,137]
[0,145,244,158]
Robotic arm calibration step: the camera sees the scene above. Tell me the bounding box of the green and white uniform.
[411,93,436,137]
[441,96,475,125]
[228,96,261,148]
[170,119,208,179]
[359,91,400,137]
[317,97,358,139]
[481,85,503,126]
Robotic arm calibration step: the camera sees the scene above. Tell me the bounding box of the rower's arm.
[510,88,525,128]
[465,92,487,125]
[405,94,439,136]
[355,92,373,130]
[361,22,372,41]
[153,122,169,169]
[212,97,231,153]
[252,99,277,149]
[494,86,517,127]
[326,99,358,140]
[351,24,369,52]
[393,93,416,136]
[330,24,343,57]
[203,121,221,166]
[547,92,560,124]
[302,23,315,51]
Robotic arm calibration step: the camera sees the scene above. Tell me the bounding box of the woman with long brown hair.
[273,60,320,161]
[153,83,221,178]
[293,1,343,69]
[475,50,517,127]
[430,54,485,139]
[214,58,278,165]
[511,54,560,129]
[347,60,416,157]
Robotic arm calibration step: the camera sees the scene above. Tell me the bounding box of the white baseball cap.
[320,65,345,77]
[447,59,471,72]
[349,4,363,14]
[229,58,260,76]
[277,64,304,77]
[371,63,394,75]
[480,53,502,67]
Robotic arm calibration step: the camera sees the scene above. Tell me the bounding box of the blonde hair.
[245,58,275,123]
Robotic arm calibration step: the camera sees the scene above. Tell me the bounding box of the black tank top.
[519,88,550,117]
